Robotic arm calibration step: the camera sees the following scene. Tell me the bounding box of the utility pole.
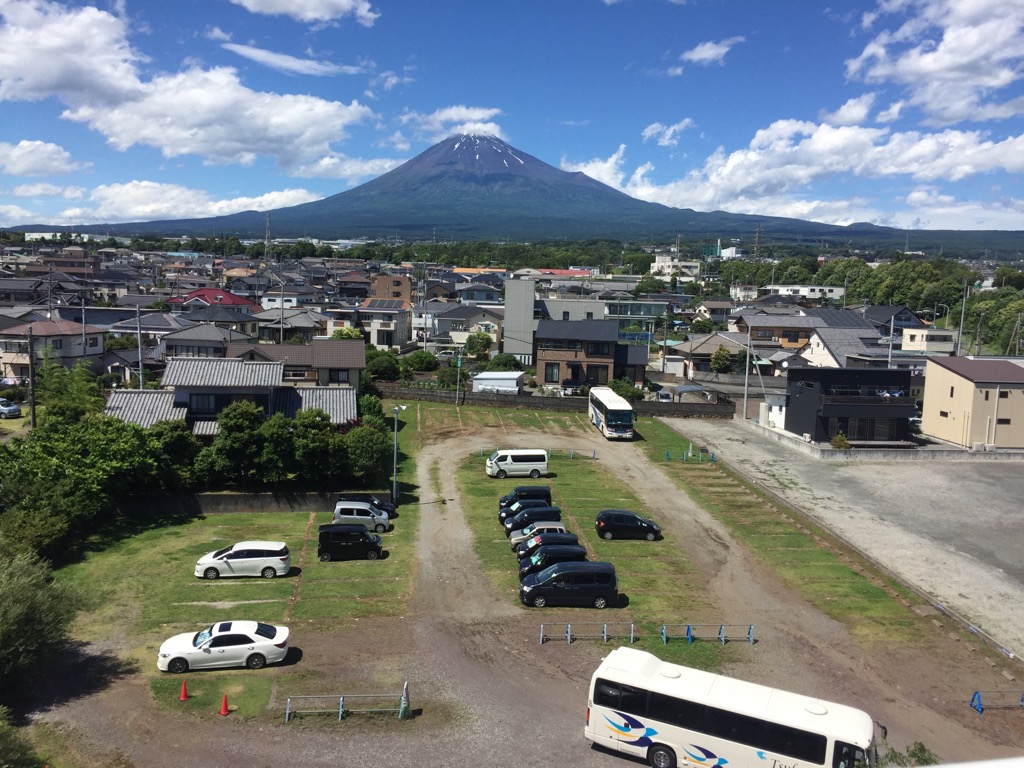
[956,281,968,356]
[27,326,36,428]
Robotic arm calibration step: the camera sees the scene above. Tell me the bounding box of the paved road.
[659,415,1024,657]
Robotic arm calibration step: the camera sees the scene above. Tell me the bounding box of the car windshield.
[530,554,542,566]
[192,624,215,647]
[521,523,536,535]
[488,451,500,462]
[212,546,232,558]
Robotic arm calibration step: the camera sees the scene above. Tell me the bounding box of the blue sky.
[1,0,1022,233]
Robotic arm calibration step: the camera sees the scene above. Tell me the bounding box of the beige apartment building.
[921,356,1024,448]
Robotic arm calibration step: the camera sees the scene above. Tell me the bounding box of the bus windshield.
[606,410,632,427]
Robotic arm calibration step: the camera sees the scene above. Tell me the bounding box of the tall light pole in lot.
[392,404,407,504]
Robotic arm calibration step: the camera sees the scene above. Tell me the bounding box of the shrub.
[830,432,851,449]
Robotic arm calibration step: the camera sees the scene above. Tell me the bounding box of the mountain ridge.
[16,134,1023,250]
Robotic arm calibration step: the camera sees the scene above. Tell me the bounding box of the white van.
[486,449,549,479]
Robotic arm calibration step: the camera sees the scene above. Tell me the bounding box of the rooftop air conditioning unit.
[802,433,812,443]
[971,442,985,451]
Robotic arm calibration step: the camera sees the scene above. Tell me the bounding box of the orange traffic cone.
[179,680,189,701]
[219,693,230,716]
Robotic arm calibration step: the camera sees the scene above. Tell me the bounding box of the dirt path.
[30,414,1024,766]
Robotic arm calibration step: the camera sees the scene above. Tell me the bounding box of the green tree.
[195,401,266,488]
[464,332,493,359]
[358,394,385,421]
[486,353,523,372]
[147,420,202,491]
[366,352,400,381]
[342,425,391,485]
[688,318,715,334]
[293,409,345,487]
[330,326,364,340]
[104,333,137,351]
[633,275,668,296]
[710,345,733,373]
[608,378,645,401]
[0,704,39,767]
[405,350,439,371]
[36,360,105,423]
[257,413,296,487]
[0,551,77,686]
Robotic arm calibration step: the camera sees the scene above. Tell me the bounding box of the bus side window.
[834,742,855,768]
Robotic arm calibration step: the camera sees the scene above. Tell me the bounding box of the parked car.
[485,449,549,479]
[656,390,673,402]
[336,492,397,518]
[518,544,588,581]
[317,524,383,561]
[0,398,21,419]
[332,501,390,532]
[519,561,618,609]
[504,506,561,537]
[157,620,289,673]
[194,541,291,580]
[498,497,552,524]
[498,485,552,511]
[508,520,568,550]
[515,531,580,560]
[595,509,661,541]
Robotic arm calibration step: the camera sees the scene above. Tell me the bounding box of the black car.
[317,524,384,561]
[595,509,661,541]
[337,492,397,518]
[498,497,553,524]
[515,532,580,560]
[519,561,618,609]
[518,544,588,581]
[504,506,561,537]
[497,485,552,512]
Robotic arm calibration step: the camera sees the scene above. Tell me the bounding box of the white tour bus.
[585,647,878,768]
[589,386,634,439]
[485,449,550,479]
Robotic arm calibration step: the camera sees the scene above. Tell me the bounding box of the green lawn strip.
[639,418,926,642]
[150,673,273,719]
[456,451,727,670]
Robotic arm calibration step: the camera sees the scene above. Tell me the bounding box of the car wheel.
[532,594,547,608]
[645,532,656,541]
[246,653,267,670]
[367,550,379,560]
[261,567,276,579]
[0,413,7,420]
[374,523,386,533]
[167,657,189,674]
[602,531,613,540]
[203,567,219,580]
[593,596,608,609]
[319,552,332,562]
[496,469,507,479]
[649,745,677,768]
[529,469,540,478]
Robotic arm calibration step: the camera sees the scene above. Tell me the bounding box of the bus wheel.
[649,745,676,768]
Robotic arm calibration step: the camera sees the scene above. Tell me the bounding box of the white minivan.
[486,449,549,479]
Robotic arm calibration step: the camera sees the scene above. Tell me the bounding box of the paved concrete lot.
[660,415,1024,656]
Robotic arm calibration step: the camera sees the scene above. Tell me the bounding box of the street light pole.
[392,404,407,504]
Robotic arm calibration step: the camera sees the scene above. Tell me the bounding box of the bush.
[0,705,37,768]
[830,432,851,449]
[486,353,523,372]
[405,350,439,372]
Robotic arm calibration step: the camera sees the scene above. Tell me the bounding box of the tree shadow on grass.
[2,641,139,723]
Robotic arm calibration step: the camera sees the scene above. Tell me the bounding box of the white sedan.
[157,620,289,673]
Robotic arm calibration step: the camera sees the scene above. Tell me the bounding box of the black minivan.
[497,485,552,512]
[317,524,383,561]
[519,561,618,609]
[517,544,588,581]
[498,497,553,524]
[515,531,580,560]
[503,506,561,537]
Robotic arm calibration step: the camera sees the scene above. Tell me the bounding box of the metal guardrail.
[969,690,1024,715]
[660,623,755,645]
[539,622,636,645]
[285,681,411,722]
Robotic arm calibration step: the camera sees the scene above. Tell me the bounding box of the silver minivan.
[486,449,549,479]
[332,501,390,532]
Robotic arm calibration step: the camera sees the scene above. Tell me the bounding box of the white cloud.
[57,181,322,224]
[12,182,84,199]
[642,119,695,147]
[221,43,362,76]
[0,140,91,175]
[562,119,1024,228]
[206,26,231,42]
[228,0,379,26]
[876,100,904,123]
[292,154,402,181]
[820,94,877,126]
[399,106,505,143]
[0,1,375,171]
[0,0,143,106]
[679,36,745,65]
[63,66,375,167]
[0,204,37,225]
[846,0,1024,125]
